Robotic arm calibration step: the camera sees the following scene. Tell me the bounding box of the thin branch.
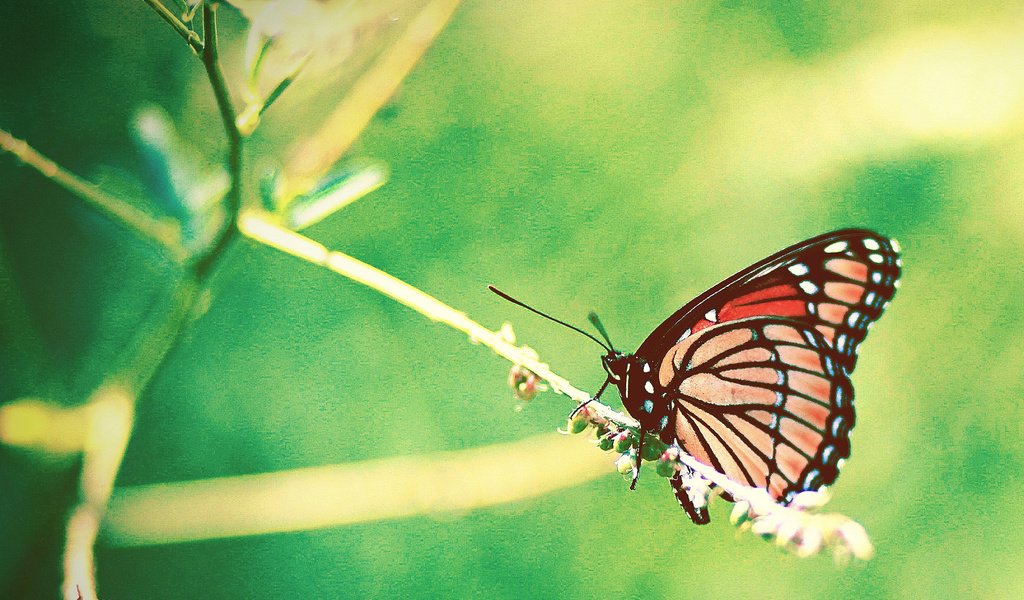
[236,52,312,137]
[238,211,637,429]
[105,432,611,546]
[62,385,133,600]
[142,0,204,54]
[0,127,184,260]
[193,1,242,278]
[61,279,200,600]
[61,4,244,597]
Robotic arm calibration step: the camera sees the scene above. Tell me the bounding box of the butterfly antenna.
[587,312,616,352]
[488,285,611,352]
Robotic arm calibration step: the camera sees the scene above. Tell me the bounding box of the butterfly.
[492,229,901,524]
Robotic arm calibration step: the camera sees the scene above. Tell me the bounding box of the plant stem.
[193,1,242,279]
[62,3,245,597]
[62,280,200,600]
[0,127,184,261]
[142,0,203,54]
[237,212,638,429]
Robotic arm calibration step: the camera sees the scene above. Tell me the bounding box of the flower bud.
[750,514,782,539]
[836,521,875,560]
[613,431,634,453]
[568,413,590,434]
[615,453,634,476]
[775,518,802,549]
[729,501,752,527]
[655,447,680,477]
[655,457,678,478]
[640,438,666,462]
[789,489,830,511]
[508,365,542,402]
[795,526,823,557]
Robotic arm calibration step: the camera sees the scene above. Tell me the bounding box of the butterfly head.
[600,351,629,383]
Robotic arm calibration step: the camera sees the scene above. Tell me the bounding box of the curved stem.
[63,4,245,598]
[194,2,242,279]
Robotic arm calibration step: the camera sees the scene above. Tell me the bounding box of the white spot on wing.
[799,280,819,294]
[824,241,848,253]
[788,263,810,276]
[642,400,654,413]
[891,239,902,252]
[863,238,880,250]
[644,381,655,394]
[643,363,651,373]
[871,272,882,284]
[868,253,884,263]
[704,309,718,323]
[846,311,861,327]
[678,328,691,342]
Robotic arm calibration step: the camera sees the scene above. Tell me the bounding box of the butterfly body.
[601,352,670,432]
[601,229,901,524]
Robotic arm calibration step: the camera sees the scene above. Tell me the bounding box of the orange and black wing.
[657,317,853,503]
[637,229,901,375]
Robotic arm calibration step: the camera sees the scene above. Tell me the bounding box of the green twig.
[260,53,311,118]
[142,0,203,54]
[193,2,242,278]
[0,127,184,260]
[61,4,246,597]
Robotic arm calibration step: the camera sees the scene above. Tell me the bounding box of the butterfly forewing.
[637,229,901,375]
[658,317,853,502]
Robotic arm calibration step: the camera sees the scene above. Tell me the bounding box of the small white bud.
[795,525,823,557]
[775,518,802,548]
[789,489,831,510]
[730,501,751,527]
[836,521,875,560]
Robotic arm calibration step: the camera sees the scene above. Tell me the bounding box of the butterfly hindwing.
[656,317,853,503]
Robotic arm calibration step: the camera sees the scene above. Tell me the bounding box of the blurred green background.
[2,1,1023,598]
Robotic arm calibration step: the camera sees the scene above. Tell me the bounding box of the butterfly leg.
[569,378,610,419]
[670,472,710,525]
[630,430,646,490]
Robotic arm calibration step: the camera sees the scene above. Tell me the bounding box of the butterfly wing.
[636,229,901,375]
[657,317,853,503]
